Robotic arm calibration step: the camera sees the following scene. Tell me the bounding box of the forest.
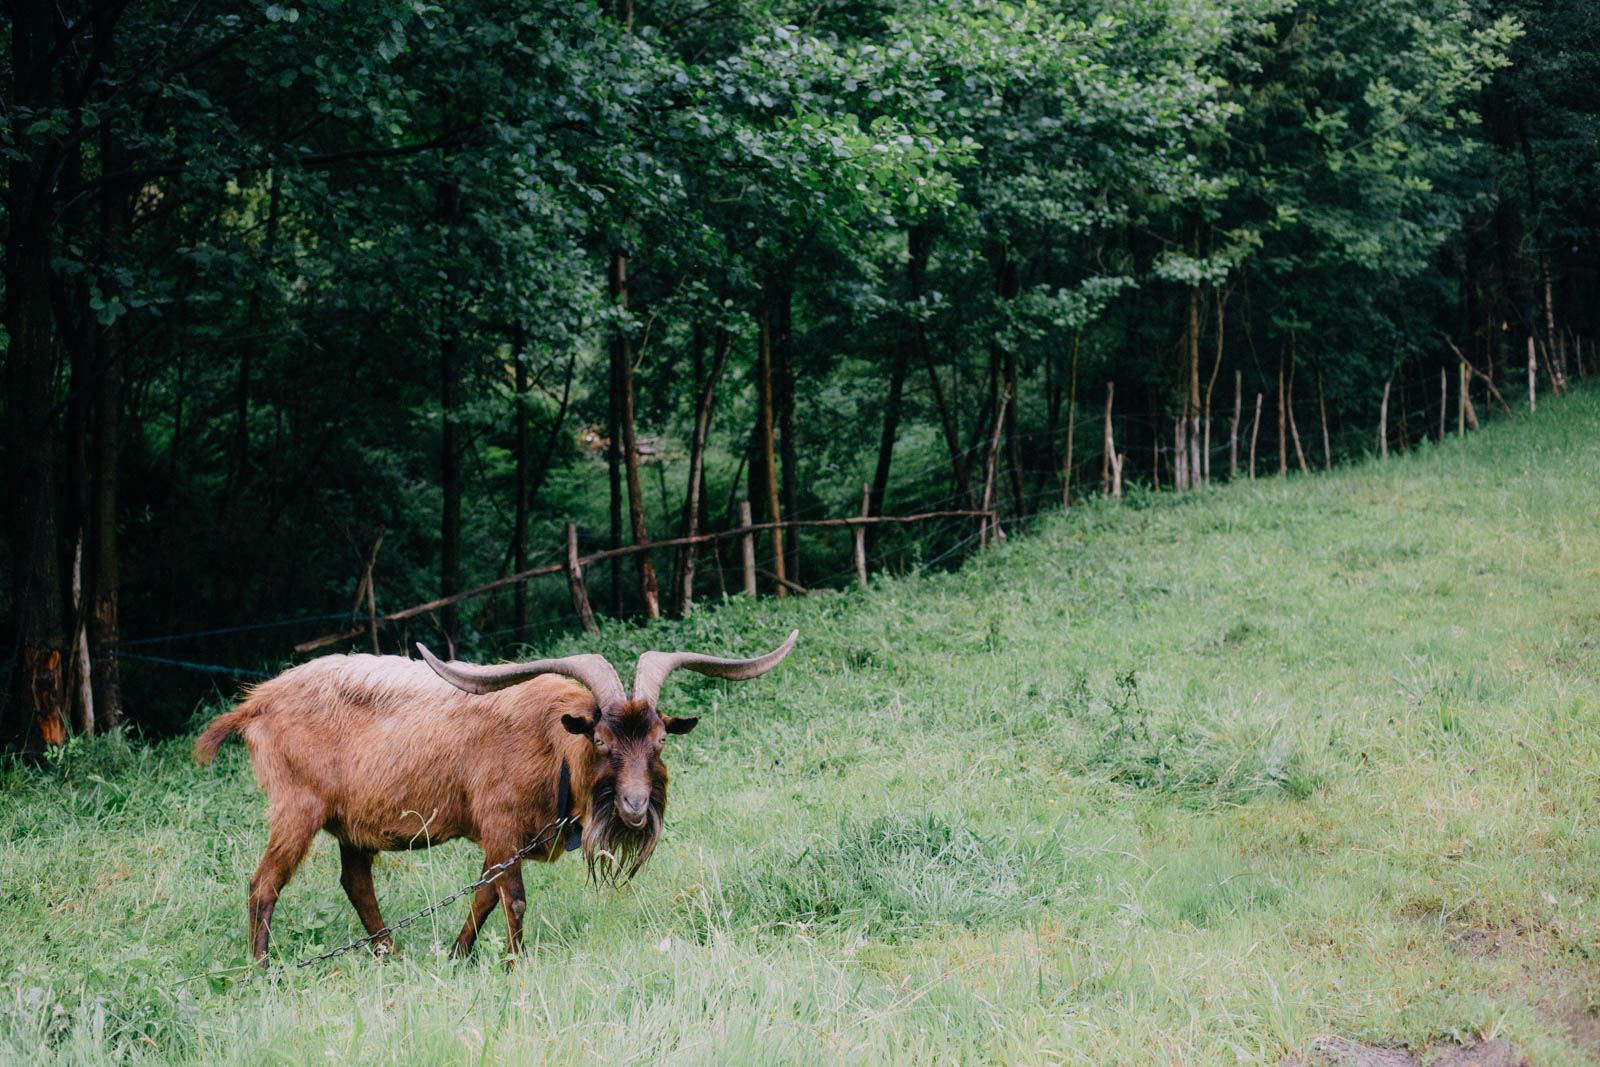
[4,0,1597,744]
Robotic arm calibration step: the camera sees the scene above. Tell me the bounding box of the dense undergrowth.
[3,390,1599,1064]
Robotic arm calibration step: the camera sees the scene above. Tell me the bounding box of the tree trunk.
[226,166,281,507]
[677,327,732,616]
[1003,344,1024,515]
[909,229,969,502]
[854,483,870,588]
[1228,370,1241,480]
[1519,128,1564,394]
[566,522,597,634]
[980,393,1008,546]
[52,145,94,735]
[1526,337,1537,412]
[1063,333,1079,509]
[1285,338,1308,473]
[993,247,1025,518]
[869,341,911,525]
[1249,393,1263,480]
[89,121,129,731]
[1378,380,1391,459]
[1102,382,1116,496]
[1316,359,1331,471]
[4,0,68,746]
[1185,267,1202,490]
[607,310,624,610]
[756,285,786,598]
[922,345,970,502]
[1177,422,1190,495]
[1276,351,1288,476]
[773,281,800,583]
[437,178,462,643]
[1203,287,1226,485]
[613,249,659,618]
[512,324,530,643]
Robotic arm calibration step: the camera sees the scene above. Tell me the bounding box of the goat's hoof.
[371,941,400,962]
[503,954,519,972]
[448,941,473,960]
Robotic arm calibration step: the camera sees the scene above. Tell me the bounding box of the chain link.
[233,815,576,983]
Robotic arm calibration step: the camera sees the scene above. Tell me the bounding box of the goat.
[193,630,797,962]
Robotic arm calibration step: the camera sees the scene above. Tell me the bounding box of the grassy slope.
[4,390,1599,1066]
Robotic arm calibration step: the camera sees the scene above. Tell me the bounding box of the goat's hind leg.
[339,844,397,959]
[247,811,320,962]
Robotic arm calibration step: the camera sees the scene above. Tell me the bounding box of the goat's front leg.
[495,860,527,966]
[450,861,501,960]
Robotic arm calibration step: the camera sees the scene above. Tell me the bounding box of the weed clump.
[729,813,1058,940]
[1065,669,1319,803]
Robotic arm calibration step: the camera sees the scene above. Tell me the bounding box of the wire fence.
[107,353,1575,681]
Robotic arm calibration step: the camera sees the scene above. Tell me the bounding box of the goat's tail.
[193,693,268,765]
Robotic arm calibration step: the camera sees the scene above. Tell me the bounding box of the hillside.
[4,391,1599,1065]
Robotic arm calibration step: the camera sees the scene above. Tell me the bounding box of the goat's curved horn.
[417,645,626,708]
[629,629,798,706]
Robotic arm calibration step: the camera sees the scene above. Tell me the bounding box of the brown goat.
[194,630,797,963]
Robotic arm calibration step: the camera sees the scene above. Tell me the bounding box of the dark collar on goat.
[558,758,582,852]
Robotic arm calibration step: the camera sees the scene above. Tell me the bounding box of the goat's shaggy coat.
[196,655,615,961]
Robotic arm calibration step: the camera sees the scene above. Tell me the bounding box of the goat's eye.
[594,741,611,756]
[654,737,664,752]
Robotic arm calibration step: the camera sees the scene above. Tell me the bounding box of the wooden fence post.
[1460,363,1480,430]
[980,393,1008,547]
[854,482,869,590]
[1102,382,1116,496]
[1376,383,1388,460]
[1527,337,1537,413]
[1440,368,1447,437]
[1378,380,1390,459]
[1458,363,1467,437]
[1248,393,1262,479]
[566,522,598,633]
[738,501,757,598]
[1229,370,1241,481]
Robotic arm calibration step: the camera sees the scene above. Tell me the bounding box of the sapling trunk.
[756,288,785,598]
[1063,334,1078,510]
[614,251,659,618]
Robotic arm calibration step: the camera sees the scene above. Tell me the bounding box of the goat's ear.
[663,715,699,735]
[561,712,597,736]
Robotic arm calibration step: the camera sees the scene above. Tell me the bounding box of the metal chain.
[234,815,576,983]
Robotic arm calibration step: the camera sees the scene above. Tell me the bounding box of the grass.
[4,389,1600,1065]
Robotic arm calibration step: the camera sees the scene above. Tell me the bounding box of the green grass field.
[5,391,1600,1065]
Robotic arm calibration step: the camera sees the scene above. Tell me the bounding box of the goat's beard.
[582,777,666,886]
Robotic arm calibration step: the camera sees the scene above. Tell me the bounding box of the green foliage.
[1,0,1592,737]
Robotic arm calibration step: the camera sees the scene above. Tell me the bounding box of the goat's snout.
[617,792,649,828]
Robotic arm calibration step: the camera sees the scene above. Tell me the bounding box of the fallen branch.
[1446,339,1513,417]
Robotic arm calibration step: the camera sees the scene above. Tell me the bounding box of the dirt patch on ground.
[1286,922,1600,1066]
[1559,1005,1600,1059]
[1293,1035,1524,1067]
[1444,922,1600,1061]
